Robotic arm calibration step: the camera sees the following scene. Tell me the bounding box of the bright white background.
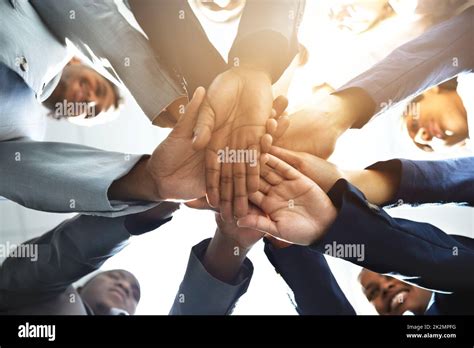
[1,0,473,315]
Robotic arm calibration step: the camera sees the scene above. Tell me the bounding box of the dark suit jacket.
[0,214,171,315]
[265,157,474,315]
[129,0,305,95]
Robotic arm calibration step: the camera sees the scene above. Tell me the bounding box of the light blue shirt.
[0,63,46,142]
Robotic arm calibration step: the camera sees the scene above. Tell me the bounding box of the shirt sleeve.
[0,138,157,216]
[0,215,130,311]
[366,157,474,206]
[336,6,474,117]
[169,239,253,315]
[229,0,306,83]
[30,0,186,121]
[310,179,474,294]
[264,241,356,315]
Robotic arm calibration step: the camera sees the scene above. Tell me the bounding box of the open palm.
[237,154,337,245]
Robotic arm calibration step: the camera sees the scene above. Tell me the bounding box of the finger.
[273,115,290,139]
[266,118,278,135]
[260,133,273,154]
[237,215,279,236]
[269,146,303,168]
[185,197,217,212]
[272,95,289,118]
[258,178,272,194]
[233,161,248,218]
[261,163,284,186]
[192,97,215,150]
[264,154,300,180]
[205,148,220,208]
[248,190,265,207]
[220,161,234,222]
[246,144,260,193]
[174,87,206,137]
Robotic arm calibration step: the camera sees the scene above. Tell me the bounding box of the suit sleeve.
[0,139,158,216]
[30,0,186,121]
[229,0,306,83]
[0,215,130,311]
[310,179,474,294]
[337,6,474,116]
[264,241,355,315]
[367,157,474,206]
[0,210,173,312]
[170,239,253,315]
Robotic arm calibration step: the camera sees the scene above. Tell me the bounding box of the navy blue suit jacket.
[265,157,474,315]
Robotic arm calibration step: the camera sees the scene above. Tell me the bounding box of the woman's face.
[405,87,469,152]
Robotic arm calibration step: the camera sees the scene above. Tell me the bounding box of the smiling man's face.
[79,269,141,315]
[359,269,432,315]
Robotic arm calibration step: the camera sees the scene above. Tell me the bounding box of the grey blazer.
[1,0,185,120]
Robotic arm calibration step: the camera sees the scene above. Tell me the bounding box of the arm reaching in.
[110,87,207,202]
[267,146,399,206]
[187,199,265,283]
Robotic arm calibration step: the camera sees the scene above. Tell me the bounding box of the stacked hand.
[237,153,338,246]
[191,67,275,221]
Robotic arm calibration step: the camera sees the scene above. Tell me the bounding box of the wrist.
[314,199,338,244]
[202,228,249,283]
[331,87,376,129]
[229,65,272,86]
[108,156,161,202]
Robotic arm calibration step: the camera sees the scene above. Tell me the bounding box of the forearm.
[330,87,377,130]
[336,7,474,122]
[344,168,400,206]
[31,0,186,122]
[0,139,155,214]
[264,241,356,315]
[170,239,253,315]
[229,0,305,82]
[314,180,474,293]
[202,228,250,284]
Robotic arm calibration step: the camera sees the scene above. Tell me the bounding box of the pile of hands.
[147,66,357,249]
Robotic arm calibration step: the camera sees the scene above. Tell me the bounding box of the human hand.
[237,154,337,245]
[269,146,399,206]
[268,146,345,193]
[192,67,274,220]
[274,88,376,159]
[148,87,207,201]
[186,198,265,250]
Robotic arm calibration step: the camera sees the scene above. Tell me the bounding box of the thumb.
[185,197,218,212]
[192,97,215,150]
[173,87,206,137]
